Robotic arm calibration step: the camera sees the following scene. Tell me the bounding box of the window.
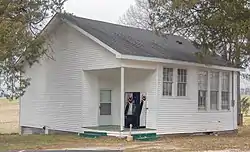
[177,69,187,96]
[210,71,219,110]
[198,71,208,110]
[163,68,173,96]
[221,72,230,110]
[100,90,111,115]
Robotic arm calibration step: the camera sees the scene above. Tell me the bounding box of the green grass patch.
[0,134,125,151]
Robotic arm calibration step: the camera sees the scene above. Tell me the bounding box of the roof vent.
[176,40,183,45]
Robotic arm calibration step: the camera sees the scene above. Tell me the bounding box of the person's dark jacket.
[124,101,144,116]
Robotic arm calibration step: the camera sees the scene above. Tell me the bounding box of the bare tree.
[118,0,151,30]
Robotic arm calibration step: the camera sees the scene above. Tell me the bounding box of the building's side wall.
[156,64,237,134]
[20,21,121,133]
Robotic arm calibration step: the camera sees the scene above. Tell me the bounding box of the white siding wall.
[20,61,47,129]
[20,22,120,132]
[156,64,237,134]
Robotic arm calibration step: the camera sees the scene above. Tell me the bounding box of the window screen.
[221,72,230,110]
[198,71,208,110]
[210,72,219,110]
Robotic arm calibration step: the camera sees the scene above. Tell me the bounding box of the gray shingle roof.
[60,14,230,67]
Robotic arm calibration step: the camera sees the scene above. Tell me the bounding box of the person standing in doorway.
[124,93,136,128]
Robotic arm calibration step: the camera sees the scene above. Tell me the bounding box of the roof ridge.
[60,13,153,33]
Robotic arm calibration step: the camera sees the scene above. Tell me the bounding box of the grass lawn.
[1,124,250,151]
[1,99,250,151]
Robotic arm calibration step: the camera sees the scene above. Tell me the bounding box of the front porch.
[81,64,158,140]
[80,125,158,141]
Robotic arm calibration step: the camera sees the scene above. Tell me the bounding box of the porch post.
[120,67,125,131]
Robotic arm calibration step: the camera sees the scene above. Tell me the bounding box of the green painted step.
[84,131,107,136]
[136,136,159,141]
[78,131,107,138]
[132,133,157,139]
[132,133,158,141]
[80,133,100,138]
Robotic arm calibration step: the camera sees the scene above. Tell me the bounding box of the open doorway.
[124,92,147,129]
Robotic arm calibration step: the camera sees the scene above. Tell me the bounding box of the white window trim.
[162,67,188,98]
[198,70,231,112]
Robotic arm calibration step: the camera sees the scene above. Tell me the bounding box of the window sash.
[163,82,173,96]
[177,83,186,96]
[210,72,219,91]
[163,68,173,96]
[198,71,208,90]
[177,69,187,96]
[221,91,230,110]
[198,71,208,110]
[210,91,219,110]
[100,90,111,103]
[198,90,207,110]
[222,72,230,91]
[100,103,111,115]
[210,72,219,110]
[177,69,187,83]
[163,68,173,82]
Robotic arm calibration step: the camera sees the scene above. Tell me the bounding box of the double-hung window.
[163,68,187,96]
[221,72,230,110]
[198,71,208,110]
[210,71,219,110]
[177,69,187,96]
[163,68,173,96]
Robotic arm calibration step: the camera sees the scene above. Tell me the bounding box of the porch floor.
[83,125,155,132]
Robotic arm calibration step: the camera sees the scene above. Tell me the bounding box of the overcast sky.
[64,0,135,23]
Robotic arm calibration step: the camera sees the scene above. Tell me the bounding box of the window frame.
[162,67,188,97]
[221,72,230,110]
[100,90,112,116]
[162,67,174,96]
[196,69,231,112]
[210,71,220,111]
[177,69,187,97]
[198,70,208,111]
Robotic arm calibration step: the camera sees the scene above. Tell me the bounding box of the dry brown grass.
[0,99,19,134]
[1,100,250,151]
